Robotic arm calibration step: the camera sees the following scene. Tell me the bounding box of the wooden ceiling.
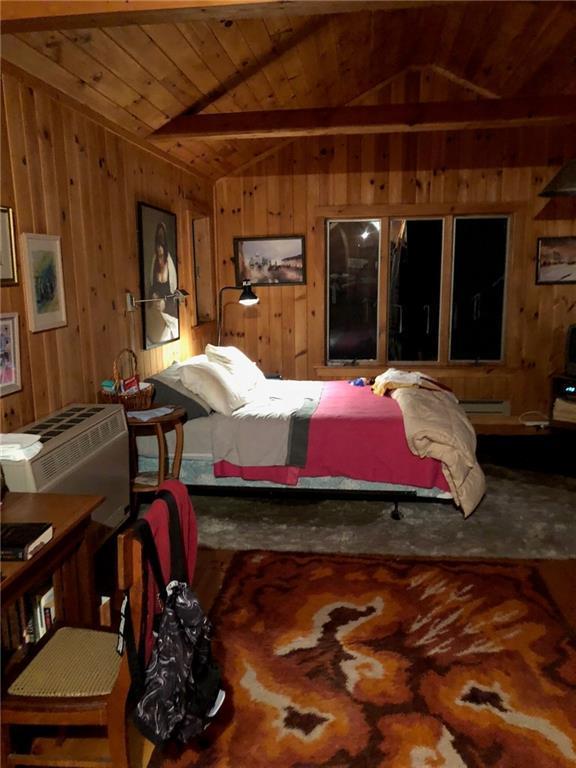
[2,0,575,180]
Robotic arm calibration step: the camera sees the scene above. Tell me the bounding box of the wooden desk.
[1,493,104,628]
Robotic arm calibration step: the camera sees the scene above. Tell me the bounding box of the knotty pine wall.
[1,72,214,432]
[214,77,576,414]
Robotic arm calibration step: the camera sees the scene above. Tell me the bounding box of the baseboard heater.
[460,400,511,416]
[1,404,130,529]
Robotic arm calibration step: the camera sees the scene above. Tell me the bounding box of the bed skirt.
[138,456,452,499]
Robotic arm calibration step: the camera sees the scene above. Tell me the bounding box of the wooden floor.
[194,548,576,631]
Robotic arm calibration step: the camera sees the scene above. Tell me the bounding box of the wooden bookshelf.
[1,493,104,641]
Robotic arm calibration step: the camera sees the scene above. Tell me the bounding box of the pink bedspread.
[214,381,449,492]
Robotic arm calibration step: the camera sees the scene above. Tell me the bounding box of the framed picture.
[536,236,576,284]
[234,235,306,286]
[0,313,22,396]
[1,206,17,286]
[137,202,179,350]
[20,234,67,332]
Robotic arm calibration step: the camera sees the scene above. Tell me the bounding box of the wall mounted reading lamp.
[217,280,259,345]
[125,288,189,312]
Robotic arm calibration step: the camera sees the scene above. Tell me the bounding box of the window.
[388,218,443,362]
[326,213,510,365]
[450,217,508,362]
[326,220,381,362]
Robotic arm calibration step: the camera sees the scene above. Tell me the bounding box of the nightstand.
[126,406,186,515]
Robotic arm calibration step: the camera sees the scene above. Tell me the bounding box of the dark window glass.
[388,219,443,362]
[450,217,508,361]
[327,220,380,361]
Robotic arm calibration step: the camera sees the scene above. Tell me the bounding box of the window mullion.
[438,215,454,365]
[378,217,389,364]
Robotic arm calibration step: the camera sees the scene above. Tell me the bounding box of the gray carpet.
[192,465,576,559]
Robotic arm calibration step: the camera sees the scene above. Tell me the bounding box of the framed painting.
[536,236,576,284]
[20,234,67,332]
[137,202,179,350]
[0,313,22,397]
[1,206,17,286]
[233,236,306,286]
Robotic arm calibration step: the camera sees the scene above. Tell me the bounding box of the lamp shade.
[238,281,259,306]
[539,160,576,197]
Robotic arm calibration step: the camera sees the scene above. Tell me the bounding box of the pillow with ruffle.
[205,344,266,391]
[179,356,251,415]
[146,358,212,419]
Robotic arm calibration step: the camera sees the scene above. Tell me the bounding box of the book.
[1,522,54,561]
[39,585,55,635]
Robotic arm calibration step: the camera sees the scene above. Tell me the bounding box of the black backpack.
[121,490,222,746]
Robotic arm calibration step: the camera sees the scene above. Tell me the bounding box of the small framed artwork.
[20,234,67,332]
[0,206,17,286]
[234,235,306,286]
[536,236,576,284]
[137,202,179,350]
[0,313,22,397]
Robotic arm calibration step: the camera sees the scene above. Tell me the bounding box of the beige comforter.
[392,387,485,517]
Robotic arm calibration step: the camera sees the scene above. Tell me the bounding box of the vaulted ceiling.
[2,0,575,180]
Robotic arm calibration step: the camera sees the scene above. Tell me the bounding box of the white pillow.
[179,357,251,415]
[151,359,212,415]
[165,355,206,379]
[205,344,266,391]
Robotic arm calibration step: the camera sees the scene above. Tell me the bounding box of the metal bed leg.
[391,501,403,521]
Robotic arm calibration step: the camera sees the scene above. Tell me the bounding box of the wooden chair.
[1,529,145,768]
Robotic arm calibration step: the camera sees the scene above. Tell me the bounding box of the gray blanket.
[210,380,323,468]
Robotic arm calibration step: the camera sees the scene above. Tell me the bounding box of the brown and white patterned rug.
[190,552,576,767]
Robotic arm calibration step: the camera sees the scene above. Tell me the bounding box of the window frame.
[387,216,445,365]
[325,218,383,365]
[321,204,517,369]
[448,214,511,364]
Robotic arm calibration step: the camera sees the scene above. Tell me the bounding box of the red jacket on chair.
[142,479,198,663]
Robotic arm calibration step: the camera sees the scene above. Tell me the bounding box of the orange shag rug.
[193,552,576,767]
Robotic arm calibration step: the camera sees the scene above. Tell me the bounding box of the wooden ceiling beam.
[154,96,576,140]
[1,1,453,33]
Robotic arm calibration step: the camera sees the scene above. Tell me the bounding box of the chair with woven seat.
[1,528,145,768]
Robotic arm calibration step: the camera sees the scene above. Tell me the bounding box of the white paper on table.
[126,406,174,421]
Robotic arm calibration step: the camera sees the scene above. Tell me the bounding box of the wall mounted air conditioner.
[1,404,129,529]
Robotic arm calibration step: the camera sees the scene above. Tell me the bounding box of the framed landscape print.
[0,206,17,286]
[536,236,576,284]
[137,202,179,350]
[0,313,22,397]
[20,234,67,332]
[234,236,306,286]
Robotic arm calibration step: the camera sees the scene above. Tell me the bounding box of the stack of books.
[1,584,55,650]
[552,397,576,423]
[1,522,53,561]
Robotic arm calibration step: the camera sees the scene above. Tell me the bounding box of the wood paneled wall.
[213,77,576,414]
[1,71,214,432]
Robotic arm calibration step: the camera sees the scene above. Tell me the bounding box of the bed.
[136,351,486,517]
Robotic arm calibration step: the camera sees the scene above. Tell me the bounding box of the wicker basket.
[99,348,154,411]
